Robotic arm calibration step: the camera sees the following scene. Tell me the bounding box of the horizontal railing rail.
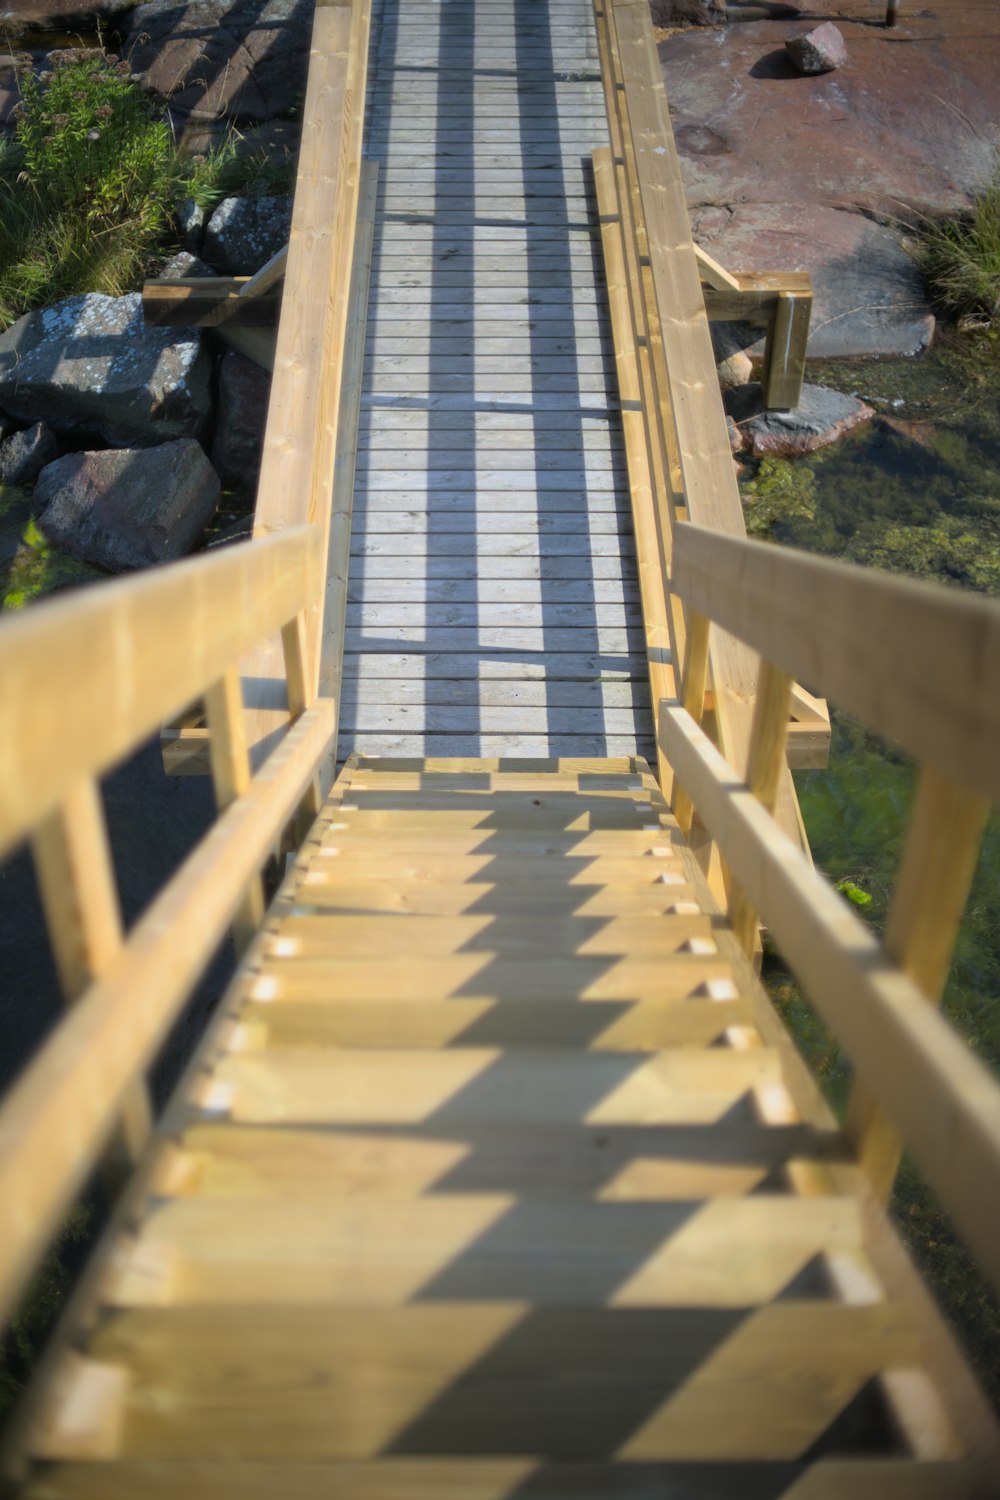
[0,525,333,1330]
[664,523,1000,1292]
[591,0,821,882]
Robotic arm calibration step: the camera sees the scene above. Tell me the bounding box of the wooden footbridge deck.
[2,0,1000,1495]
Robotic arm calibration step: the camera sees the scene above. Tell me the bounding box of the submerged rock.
[33,441,221,572]
[0,294,212,448]
[0,422,59,487]
[724,382,874,457]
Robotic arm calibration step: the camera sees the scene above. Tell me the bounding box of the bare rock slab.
[660,17,1000,217]
[33,441,221,572]
[122,0,312,123]
[694,202,933,359]
[725,382,874,456]
[0,294,211,448]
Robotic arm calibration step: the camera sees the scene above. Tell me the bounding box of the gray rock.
[723,382,874,457]
[204,195,292,275]
[0,293,212,448]
[159,250,217,280]
[122,0,312,123]
[177,197,206,255]
[211,350,270,491]
[0,422,59,486]
[786,22,847,76]
[34,441,221,571]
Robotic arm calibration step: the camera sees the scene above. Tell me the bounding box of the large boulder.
[786,22,847,75]
[0,294,212,448]
[122,0,312,122]
[0,422,60,487]
[724,382,874,457]
[211,350,270,491]
[203,195,293,275]
[33,441,221,571]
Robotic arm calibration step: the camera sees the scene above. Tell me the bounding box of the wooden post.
[847,765,988,1198]
[203,670,267,955]
[671,608,711,839]
[31,780,152,1177]
[886,0,900,25]
[727,658,793,956]
[761,291,811,411]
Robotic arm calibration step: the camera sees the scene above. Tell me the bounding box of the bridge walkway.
[12,752,994,1495]
[341,0,652,761]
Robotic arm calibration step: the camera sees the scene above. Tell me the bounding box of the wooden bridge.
[1,0,999,1494]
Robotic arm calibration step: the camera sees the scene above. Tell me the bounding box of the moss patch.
[0,486,100,610]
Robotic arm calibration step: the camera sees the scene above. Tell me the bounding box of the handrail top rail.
[673,524,1000,806]
[0,525,325,861]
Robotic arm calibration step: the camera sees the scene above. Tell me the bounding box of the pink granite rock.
[786,22,847,75]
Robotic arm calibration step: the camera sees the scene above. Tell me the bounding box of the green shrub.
[917,173,1000,325]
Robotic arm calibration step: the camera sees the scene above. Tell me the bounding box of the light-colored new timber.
[346,0,651,762]
[5,754,998,1493]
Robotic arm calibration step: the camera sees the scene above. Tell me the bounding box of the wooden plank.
[207,1043,779,1128]
[105,1195,861,1309]
[141,278,279,328]
[660,696,1000,1295]
[320,159,379,789]
[17,1458,991,1500]
[0,702,334,1331]
[154,1117,840,1202]
[0,526,323,860]
[55,1302,914,1460]
[671,524,1000,805]
[238,995,752,1051]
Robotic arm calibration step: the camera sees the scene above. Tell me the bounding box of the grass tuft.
[916,173,1000,325]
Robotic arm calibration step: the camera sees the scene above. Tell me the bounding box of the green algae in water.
[741,328,1000,1405]
[0,486,100,610]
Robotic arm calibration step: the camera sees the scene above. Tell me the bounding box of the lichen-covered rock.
[786,22,847,76]
[0,294,212,448]
[33,440,221,572]
[0,422,60,486]
[211,350,270,491]
[724,382,874,457]
[203,195,292,275]
[122,0,312,122]
[159,250,217,281]
[177,198,207,255]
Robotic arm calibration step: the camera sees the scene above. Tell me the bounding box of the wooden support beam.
[142,278,280,328]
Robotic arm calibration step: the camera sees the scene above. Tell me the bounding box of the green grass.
[0,50,294,334]
[916,172,1000,325]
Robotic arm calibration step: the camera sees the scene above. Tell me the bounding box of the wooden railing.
[665,524,1000,1291]
[592,0,827,866]
[155,0,376,786]
[0,526,334,1330]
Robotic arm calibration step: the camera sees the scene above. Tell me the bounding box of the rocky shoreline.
[2,0,997,583]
